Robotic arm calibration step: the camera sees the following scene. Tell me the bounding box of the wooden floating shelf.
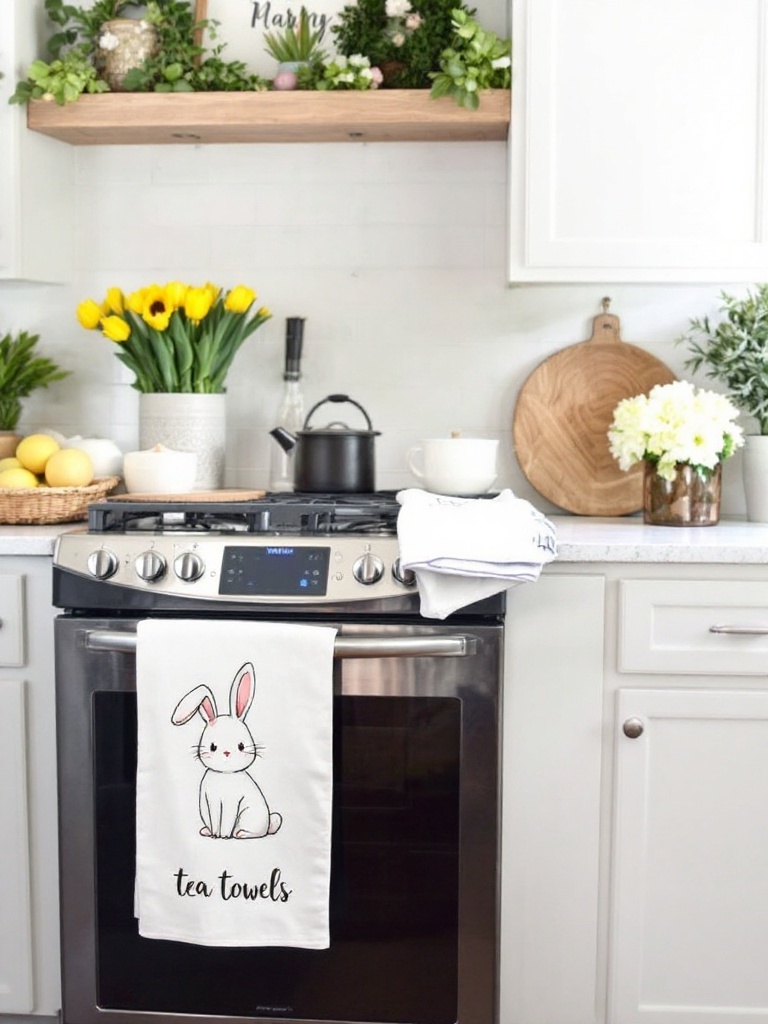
[27,89,510,145]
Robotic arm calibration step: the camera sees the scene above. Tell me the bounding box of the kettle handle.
[304,394,374,431]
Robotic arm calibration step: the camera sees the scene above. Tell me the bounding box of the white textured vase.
[742,434,768,522]
[139,393,226,491]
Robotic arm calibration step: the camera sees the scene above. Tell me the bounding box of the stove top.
[87,491,401,536]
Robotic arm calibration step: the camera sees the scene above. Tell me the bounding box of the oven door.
[54,616,501,1024]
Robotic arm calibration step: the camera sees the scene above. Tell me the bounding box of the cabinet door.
[610,688,768,1023]
[0,678,33,1013]
[502,574,605,1024]
[509,0,768,283]
[0,1,73,281]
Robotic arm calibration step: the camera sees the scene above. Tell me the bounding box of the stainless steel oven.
[52,494,503,1024]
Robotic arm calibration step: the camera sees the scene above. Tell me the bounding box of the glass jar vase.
[643,460,722,526]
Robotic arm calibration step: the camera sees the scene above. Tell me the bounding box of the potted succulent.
[264,7,328,88]
[0,330,70,457]
[677,283,768,521]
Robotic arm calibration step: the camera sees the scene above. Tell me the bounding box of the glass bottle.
[269,317,305,492]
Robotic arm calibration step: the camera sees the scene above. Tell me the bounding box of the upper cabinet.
[0,1,73,281]
[508,0,768,283]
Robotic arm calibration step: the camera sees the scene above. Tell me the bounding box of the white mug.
[407,437,499,496]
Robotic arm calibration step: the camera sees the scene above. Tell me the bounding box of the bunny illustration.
[171,662,282,839]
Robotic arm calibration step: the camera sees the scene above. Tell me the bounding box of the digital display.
[219,545,330,596]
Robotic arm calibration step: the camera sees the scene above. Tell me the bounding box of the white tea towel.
[135,619,337,948]
[396,488,557,618]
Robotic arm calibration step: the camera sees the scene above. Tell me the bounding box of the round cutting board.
[513,308,676,516]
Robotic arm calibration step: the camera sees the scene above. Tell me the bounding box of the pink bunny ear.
[230,662,256,720]
[171,685,218,725]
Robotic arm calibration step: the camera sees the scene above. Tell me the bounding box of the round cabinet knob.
[134,550,167,583]
[392,559,417,587]
[622,717,645,739]
[87,548,119,580]
[353,552,385,585]
[174,551,204,583]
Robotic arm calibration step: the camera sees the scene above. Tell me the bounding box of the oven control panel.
[54,532,416,603]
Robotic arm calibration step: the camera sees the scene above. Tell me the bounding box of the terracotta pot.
[0,432,22,459]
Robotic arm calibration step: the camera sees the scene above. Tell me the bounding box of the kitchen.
[4,2,768,1024]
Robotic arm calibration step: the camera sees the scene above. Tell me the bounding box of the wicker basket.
[0,476,121,525]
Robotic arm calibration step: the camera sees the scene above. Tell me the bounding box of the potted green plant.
[10,0,129,104]
[678,283,768,521]
[332,0,470,88]
[429,8,511,109]
[10,0,267,104]
[0,331,70,456]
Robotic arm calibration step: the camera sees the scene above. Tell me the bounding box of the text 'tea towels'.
[135,618,337,948]
[396,488,558,619]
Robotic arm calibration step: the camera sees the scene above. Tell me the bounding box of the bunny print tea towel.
[135,619,337,948]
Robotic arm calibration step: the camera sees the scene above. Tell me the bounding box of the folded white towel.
[396,488,557,619]
[135,619,337,948]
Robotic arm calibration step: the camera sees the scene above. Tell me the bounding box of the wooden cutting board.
[110,490,266,502]
[512,306,676,516]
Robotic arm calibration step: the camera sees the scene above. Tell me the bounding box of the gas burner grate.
[87,492,401,536]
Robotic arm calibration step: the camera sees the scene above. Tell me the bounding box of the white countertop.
[0,523,73,556]
[5,516,768,563]
[552,515,768,563]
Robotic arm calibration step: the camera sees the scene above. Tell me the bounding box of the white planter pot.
[139,393,226,491]
[742,434,768,522]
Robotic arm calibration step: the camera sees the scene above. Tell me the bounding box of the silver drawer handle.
[81,629,477,659]
[710,624,768,636]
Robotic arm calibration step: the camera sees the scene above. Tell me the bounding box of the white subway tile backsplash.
[1,132,744,513]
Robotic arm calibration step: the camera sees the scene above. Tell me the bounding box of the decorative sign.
[197,0,343,78]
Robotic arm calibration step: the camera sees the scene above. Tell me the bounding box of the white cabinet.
[502,564,768,1024]
[0,2,73,281]
[508,0,768,283]
[610,687,768,1024]
[0,673,32,1014]
[501,573,606,1024]
[0,557,59,1018]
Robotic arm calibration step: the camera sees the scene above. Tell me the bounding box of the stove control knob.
[174,551,204,583]
[87,548,119,581]
[135,550,167,583]
[353,552,385,585]
[392,559,417,587]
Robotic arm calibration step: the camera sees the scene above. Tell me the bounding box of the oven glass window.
[93,692,461,1024]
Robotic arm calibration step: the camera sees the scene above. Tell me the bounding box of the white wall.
[0,137,751,515]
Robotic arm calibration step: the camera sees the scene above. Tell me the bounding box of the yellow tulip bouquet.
[77,281,271,393]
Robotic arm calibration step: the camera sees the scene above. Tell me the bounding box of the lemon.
[0,457,22,472]
[0,467,40,489]
[44,448,94,488]
[16,433,61,475]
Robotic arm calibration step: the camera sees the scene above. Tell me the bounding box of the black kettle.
[270,394,380,493]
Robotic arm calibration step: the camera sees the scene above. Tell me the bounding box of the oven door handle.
[80,629,479,658]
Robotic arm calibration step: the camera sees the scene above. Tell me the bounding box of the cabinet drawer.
[0,573,24,667]
[620,580,768,676]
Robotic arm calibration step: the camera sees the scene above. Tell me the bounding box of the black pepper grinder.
[269,318,306,492]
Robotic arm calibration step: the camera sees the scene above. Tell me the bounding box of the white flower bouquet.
[608,380,744,481]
